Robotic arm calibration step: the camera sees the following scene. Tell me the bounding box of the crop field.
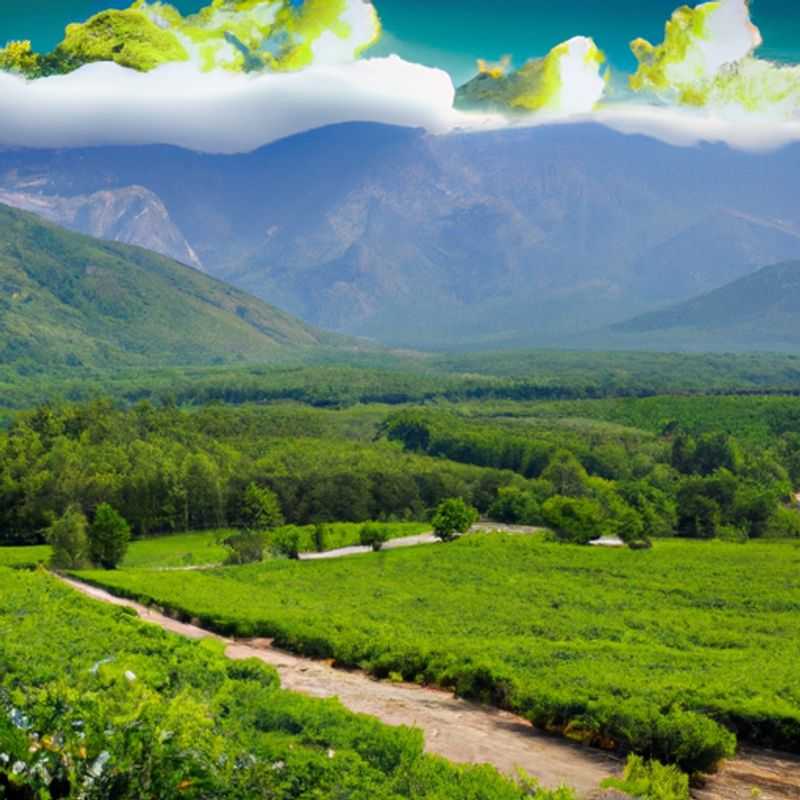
[0,566,563,799]
[80,536,800,774]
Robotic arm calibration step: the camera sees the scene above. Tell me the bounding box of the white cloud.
[0,57,486,154]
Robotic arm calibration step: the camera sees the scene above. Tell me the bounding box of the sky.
[1,0,800,154]
[3,0,799,84]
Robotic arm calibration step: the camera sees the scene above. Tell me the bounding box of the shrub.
[88,503,131,569]
[432,498,478,542]
[312,522,328,552]
[602,755,689,800]
[223,530,267,565]
[542,496,605,544]
[360,523,391,551]
[270,527,301,559]
[47,505,89,569]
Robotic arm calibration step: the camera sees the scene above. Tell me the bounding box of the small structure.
[589,536,626,548]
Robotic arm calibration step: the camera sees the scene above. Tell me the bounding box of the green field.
[80,536,800,773]
[0,522,429,570]
[0,567,556,800]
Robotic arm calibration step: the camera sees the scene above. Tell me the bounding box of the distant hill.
[0,203,335,371]
[603,261,800,352]
[2,123,800,349]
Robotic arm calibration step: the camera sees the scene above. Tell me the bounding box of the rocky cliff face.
[0,184,200,268]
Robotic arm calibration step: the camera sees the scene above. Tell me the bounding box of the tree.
[541,450,589,497]
[360,523,390,552]
[432,498,478,542]
[47,505,89,569]
[542,496,606,544]
[88,503,131,569]
[240,482,283,530]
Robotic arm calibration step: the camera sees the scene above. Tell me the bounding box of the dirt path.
[694,748,800,799]
[58,575,618,797]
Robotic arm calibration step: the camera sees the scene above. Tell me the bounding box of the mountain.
[0,185,199,267]
[2,123,800,349]
[0,202,334,371]
[600,260,800,352]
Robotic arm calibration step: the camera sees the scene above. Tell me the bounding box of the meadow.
[0,566,570,800]
[79,535,800,774]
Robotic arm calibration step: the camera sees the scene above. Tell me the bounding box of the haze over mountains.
[2,122,800,351]
[0,203,333,371]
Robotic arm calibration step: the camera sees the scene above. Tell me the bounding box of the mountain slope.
[0,185,200,268]
[0,203,333,370]
[603,261,800,352]
[3,123,800,349]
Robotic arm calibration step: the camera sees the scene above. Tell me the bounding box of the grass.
[0,567,547,799]
[0,521,430,570]
[78,535,800,772]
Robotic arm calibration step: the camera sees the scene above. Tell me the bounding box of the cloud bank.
[0,57,485,154]
[0,0,798,154]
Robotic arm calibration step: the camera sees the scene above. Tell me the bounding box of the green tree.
[542,496,606,544]
[88,503,131,569]
[541,450,589,497]
[47,505,89,569]
[240,482,283,530]
[432,498,478,542]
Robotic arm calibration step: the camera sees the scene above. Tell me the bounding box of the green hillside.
[605,261,800,352]
[0,202,335,371]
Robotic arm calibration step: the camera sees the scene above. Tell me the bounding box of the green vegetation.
[1,567,561,799]
[0,203,332,375]
[80,536,800,773]
[88,503,131,569]
[0,522,431,571]
[602,755,689,800]
[432,498,479,541]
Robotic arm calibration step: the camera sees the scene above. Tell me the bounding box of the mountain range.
[0,202,334,371]
[1,122,800,350]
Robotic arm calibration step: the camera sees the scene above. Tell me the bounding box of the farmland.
[78,535,800,774]
[0,566,568,799]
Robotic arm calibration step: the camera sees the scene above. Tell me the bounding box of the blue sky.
[3,0,799,84]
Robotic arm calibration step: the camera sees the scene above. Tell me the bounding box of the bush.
[432,498,478,542]
[47,505,89,569]
[360,523,391,552]
[765,506,800,538]
[223,530,267,565]
[312,522,328,552]
[89,503,131,569]
[270,527,301,559]
[602,755,689,800]
[542,496,605,544]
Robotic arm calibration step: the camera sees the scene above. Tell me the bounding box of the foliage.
[238,482,284,530]
[432,499,478,542]
[0,568,534,799]
[222,529,267,565]
[47,505,89,569]
[601,755,689,800]
[82,536,800,772]
[360,523,392,551]
[88,503,131,569]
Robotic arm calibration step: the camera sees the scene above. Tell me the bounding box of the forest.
[3,392,800,547]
